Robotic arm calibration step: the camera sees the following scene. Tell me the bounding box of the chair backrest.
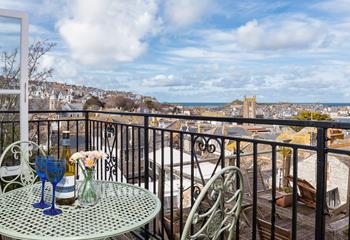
[257,218,291,240]
[0,141,46,194]
[286,176,316,208]
[181,166,243,240]
[244,166,267,196]
[297,179,316,208]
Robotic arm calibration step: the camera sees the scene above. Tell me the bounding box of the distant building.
[49,94,56,110]
[243,96,256,118]
[61,103,83,117]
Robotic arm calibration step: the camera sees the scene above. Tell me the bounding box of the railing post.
[143,115,149,238]
[144,115,149,190]
[315,127,327,240]
[84,111,89,151]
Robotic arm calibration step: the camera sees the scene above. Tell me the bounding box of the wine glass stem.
[51,184,56,210]
[40,179,45,203]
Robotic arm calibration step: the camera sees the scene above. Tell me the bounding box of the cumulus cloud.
[236,16,326,50]
[143,74,179,87]
[312,0,350,13]
[0,0,38,11]
[58,0,161,65]
[41,54,78,78]
[164,0,214,28]
[221,64,350,100]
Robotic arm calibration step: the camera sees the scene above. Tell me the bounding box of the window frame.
[0,9,29,142]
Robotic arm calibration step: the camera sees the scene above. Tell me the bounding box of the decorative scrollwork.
[104,154,118,181]
[20,170,36,186]
[0,141,46,194]
[194,136,219,154]
[106,124,116,138]
[191,135,223,186]
[193,185,202,202]
[181,166,243,240]
[103,124,118,181]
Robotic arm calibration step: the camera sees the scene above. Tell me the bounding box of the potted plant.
[163,206,205,239]
[276,186,293,207]
[163,209,192,239]
[163,210,188,236]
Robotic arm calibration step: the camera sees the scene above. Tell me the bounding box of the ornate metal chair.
[0,141,46,240]
[0,140,46,194]
[181,166,244,240]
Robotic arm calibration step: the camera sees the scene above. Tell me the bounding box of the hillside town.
[4,77,348,239]
[28,81,350,122]
[27,81,350,204]
[28,81,159,112]
[27,86,350,239]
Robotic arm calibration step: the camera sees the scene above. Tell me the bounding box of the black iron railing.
[1,110,350,240]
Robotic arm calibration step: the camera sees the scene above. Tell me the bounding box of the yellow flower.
[84,158,95,168]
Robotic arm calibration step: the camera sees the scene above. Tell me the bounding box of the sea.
[168,102,350,108]
[167,102,350,123]
[169,102,227,108]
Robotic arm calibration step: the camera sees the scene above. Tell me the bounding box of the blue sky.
[1,0,350,103]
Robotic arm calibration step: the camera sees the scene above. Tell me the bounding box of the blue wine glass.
[43,156,66,216]
[33,156,50,209]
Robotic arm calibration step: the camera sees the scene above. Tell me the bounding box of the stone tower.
[49,94,56,110]
[243,96,256,118]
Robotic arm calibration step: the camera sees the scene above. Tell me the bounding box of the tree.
[0,40,55,114]
[292,110,332,121]
[230,99,243,105]
[28,41,56,87]
[278,145,292,188]
[291,110,332,131]
[171,106,181,114]
[143,99,161,110]
[0,40,55,146]
[83,96,104,110]
[105,95,138,111]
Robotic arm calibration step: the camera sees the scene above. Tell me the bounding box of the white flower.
[69,151,86,163]
[87,151,106,160]
[70,151,106,165]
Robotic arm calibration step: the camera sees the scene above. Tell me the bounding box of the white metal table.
[0,181,161,240]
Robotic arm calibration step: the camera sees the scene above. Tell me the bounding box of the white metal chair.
[0,140,46,194]
[0,141,46,240]
[181,166,244,240]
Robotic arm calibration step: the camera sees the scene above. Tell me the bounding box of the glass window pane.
[0,16,21,89]
[0,93,19,111]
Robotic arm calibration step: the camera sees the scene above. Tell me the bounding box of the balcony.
[1,110,350,240]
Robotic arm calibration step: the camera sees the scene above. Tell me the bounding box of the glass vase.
[78,169,100,207]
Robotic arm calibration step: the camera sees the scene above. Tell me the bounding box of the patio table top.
[0,181,161,240]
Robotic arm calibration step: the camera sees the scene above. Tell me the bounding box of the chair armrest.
[329,202,347,215]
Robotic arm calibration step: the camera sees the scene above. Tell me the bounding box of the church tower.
[243,96,256,118]
[49,94,56,110]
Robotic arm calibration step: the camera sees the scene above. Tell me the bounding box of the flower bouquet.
[70,151,106,207]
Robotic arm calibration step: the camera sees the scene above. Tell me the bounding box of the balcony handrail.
[1,109,350,239]
[2,110,350,129]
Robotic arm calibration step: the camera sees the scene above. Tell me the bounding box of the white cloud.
[236,16,326,50]
[41,54,78,78]
[164,0,214,28]
[162,14,338,64]
[142,74,179,87]
[138,62,350,102]
[168,47,231,60]
[0,0,38,11]
[312,0,350,13]
[58,0,161,65]
[38,0,70,19]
